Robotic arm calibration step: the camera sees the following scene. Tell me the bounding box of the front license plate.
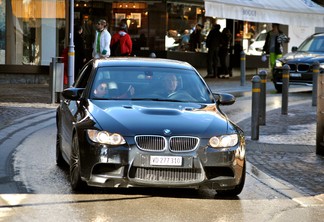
[290,73,301,78]
[150,156,182,166]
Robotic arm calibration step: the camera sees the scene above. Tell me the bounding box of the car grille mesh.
[134,167,202,182]
[297,64,310,72]
[169,137,199,152]
[135,136,199,152]
[288,63,310,72]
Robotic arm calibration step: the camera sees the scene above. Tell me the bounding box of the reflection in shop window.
[166,3,206,52]
[8,0,65,65]
[0,0,5,64]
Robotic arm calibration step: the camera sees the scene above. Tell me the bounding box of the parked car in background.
[247,31,267,56]
[56,57,246,196]
[272,33,324,93]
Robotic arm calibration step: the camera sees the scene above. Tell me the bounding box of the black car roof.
[92,57,195,70]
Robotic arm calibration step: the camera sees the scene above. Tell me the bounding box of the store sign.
[242,8,257,17]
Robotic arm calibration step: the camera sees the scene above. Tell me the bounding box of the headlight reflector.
[87,129,126,145]
[209,134,238,148]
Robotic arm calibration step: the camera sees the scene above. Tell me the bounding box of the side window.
[74,63,93,88]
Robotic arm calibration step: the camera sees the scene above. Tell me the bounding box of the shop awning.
[205,0,324,27]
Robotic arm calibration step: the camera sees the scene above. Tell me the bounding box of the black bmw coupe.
[56,57,246,196]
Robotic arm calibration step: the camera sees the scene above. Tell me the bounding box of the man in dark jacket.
[263,23,290,69]
[206,24,222,78]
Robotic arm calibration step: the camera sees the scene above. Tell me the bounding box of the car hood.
[88,100,235,137]
[281,51,324,63]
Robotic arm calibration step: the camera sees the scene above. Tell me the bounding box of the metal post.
[312,61,320,106]
[316,64,324,156]
[68,0,75,87]
[251,75,261,140]
[51,57,57,104]
[240,51,246,86]
[281,64,290,115]
[258,70,267,125]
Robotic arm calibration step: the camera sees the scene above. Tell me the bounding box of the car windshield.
[298,35,324,52]
[90,66,214,103]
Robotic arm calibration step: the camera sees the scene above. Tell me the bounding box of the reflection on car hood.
[281,51,324,63]
[89,100,234,137]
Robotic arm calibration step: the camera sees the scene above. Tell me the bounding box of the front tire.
[70,134,87,191]
[274,82,282,93]
[56,133,66,167]
[56,120,66,167]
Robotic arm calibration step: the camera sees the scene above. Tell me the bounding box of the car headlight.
[319,63,324,70]
[87,129,126,145]
[275,60,283,68]
[209,134,238,148]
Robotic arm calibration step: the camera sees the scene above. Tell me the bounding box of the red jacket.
[61,47,69,85]
[111,31,132,56]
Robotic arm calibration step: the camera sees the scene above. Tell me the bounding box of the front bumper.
[79,136,246,190]
[273,67,314,86]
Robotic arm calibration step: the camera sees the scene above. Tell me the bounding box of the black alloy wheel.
[70,134,87,191]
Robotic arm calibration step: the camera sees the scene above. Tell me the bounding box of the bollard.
[258,70,267,125]
[316,64,324,156]
[312,61,320,106]
[281,64,290,115]
[251,75,261,140]
[240,51,246,86]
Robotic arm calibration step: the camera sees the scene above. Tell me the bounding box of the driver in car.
[156,73,178,97]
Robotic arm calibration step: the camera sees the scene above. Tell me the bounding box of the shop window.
[166,3,206,52]
[0,0,5,64]
[6,0,65,65]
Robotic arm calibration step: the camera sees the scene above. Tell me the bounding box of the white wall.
[288,26,317,51]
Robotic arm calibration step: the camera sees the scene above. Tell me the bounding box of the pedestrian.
[205,24,222,78]
[60,47,69,86]
[219,27,232,78]
[262,23,290,70]
[180,29,190,51]
[92,19,111,59]
[74,25,87,79]
[189,24,203,52]
[110,22,133,56]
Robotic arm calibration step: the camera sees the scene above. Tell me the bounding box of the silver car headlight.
[275,60,283,68]
[319,63,324,70]
[209,134,238,148]
[87,129,126,145]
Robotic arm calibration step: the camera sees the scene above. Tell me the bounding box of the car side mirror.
[213,93,236,105]
[291,46,298,52]
[62,88,84,100]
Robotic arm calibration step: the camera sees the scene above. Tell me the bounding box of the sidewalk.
[0,75,323,199]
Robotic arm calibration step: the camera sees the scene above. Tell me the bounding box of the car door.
[60,62,94,158]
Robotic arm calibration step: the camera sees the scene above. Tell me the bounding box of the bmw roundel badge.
[163,129,171,135]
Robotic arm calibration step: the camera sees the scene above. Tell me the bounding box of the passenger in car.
[93,80,135,99]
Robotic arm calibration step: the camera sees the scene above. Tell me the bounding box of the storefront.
[0,0,210,78]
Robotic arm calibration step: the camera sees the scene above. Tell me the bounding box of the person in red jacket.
[110,22,132,56]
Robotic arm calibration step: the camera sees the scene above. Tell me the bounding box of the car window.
[89,67,214,103]
[298,36,324,52]
[256,32,266,41]
[74,63,93,88]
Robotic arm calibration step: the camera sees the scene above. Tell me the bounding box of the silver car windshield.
[90,66,214,103]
